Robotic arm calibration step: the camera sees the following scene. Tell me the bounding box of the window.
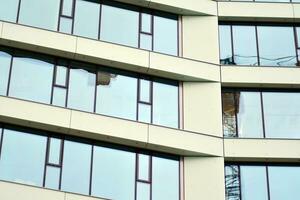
[0,49,11,95]
[0,124,180,200]
[0,0,19,22]
[222,89,300,138]
[219,24,298,67]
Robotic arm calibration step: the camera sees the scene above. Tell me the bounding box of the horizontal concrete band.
[0,181,106,200]
[0,21,220,82]
[0,96,223,157]
[218,2,300,22]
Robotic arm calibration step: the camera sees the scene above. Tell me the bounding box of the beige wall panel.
[221,66,300,88]
[0,21,3,37]
[0,22,76,58]
[75,37,149,74]
[0,96,71,133]
[183,82,223,137]
[114,0,150,7]
[69,110,148,148]
[149,52,220,82]
[148,125,223,156]
[0,181,65,200]
[184,157,225,200]
[149,0,217,15]
[293,4,300,21]
[65,193,106,200]
[225,139,300,162]
[218,2,294,22]
[182,16,219,64]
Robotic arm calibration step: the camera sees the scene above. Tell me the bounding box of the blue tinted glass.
[48,138,61,165]
[138,103,151,123]
[152,156,179,200]
[59,17,73,34]
[92,146,135,200]
[52,87,67,107]
[219,25,233,65]
[0,51,11,95]
[0,0,19,22]
[62,0,74,17]
[45,166,60,190]
[0,128,47,186]
[140,34,152,51]
[141,13,151,33]
[9,57,54,104]
[55,66,67,86]
[153,15,178,55]
[68,67,96,112]
[61,140,91,195]
[137,182,150,200]
[96,73,137,120]
[138,154,150,181]
[73,0,100,39]
[101,5,139,47]
[152,81,178,128]
[257,26,297,66]
[19,0,60,30]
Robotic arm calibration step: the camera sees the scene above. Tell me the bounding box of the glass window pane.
[236,92,264,138]
[73,0,100,39]
[61,140,91,195]
[0,51,11,95]
[153,15,178,55]
[232,26,258,65]
[219,25,233,65]
[101,5,139,47]
[222,92,237,137]
[52,87,67,107]
[62,0,74,17]
[141,13,151,33]
[19,0,60,30]
[140,34,152,51]
[45,166,60,190]
[137,182,150,200]
[96,73,137,120]
[297,27,300,48]
[152,156,179,200]
[240,166,268,200]
[91,146,135,200]
[68,67,96,112]
[138,154,150,181]
[225,165,240,200]
[268,166,300,200]
[9,57,54,104]
[48,138,61,165]
[55,66,67,86]
[59,17,73,34]
[152,80,178,128]
[0,129,47,186]
[0,0,19,22]
[263,92,300,138]
[140,79,150,102]
[257,26,297,66]
[138,103,151,123]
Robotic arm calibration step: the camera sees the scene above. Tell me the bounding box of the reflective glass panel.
[62,0,74,17]
[257,26,297,66]
[137,182,150,200]
[9,56,54,104]
[139,79,151,103]
[138,103,151,123]
[138,154,150,181]
[45,166,60,190]
[52,87,67,107]
[59,17,73,34]
[240,166,268,200]
[152,156,179,200]
[73,0,100,39]
[55,66,68,86]
[0,129,47,186]
[48,138,61,165]
[141,13,151,33]
[263,92,300,138]
[101,5,139,47]
[0,51,11,95]
[297,27,300,48]
[268,166,300,200]
[222,92,237,137]
[219,25,233,65]
[0,0,19,22]
[153,15,178,55]
[96,73,137,120]
[68,67,96,112]
[152,80,178,128]
[61,140,91,195]
[140,34,152,51]
[91,146,135,200]
[236,92,263,138]
[19,0,60,30]
[232,26,258,65]
[225,165,240,200]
